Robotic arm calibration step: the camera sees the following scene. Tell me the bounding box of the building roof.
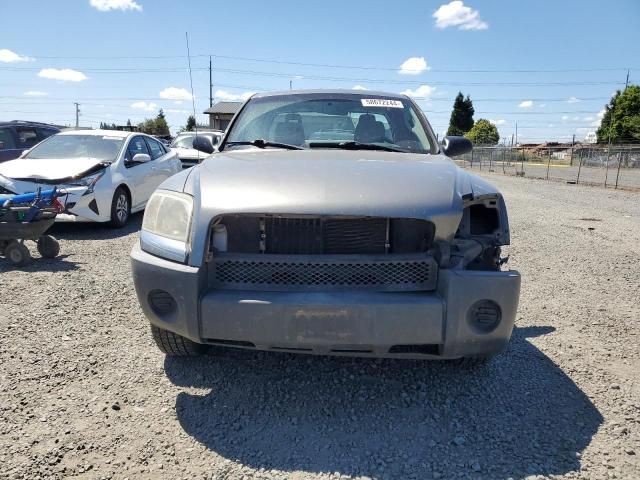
[203,102,243,115]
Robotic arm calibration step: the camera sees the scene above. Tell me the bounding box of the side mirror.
[132,153,151,163]
[192,135,214,154]
[442,136,472,157]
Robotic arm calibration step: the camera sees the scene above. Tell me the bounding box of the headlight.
[140,190,193,263]
[70,170,105,194]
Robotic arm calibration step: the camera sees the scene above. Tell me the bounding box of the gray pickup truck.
[131,90,520,365]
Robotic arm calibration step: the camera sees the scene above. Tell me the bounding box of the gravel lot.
[1,173,639,480]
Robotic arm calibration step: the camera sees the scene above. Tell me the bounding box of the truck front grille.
[210,253,437,292]
[214,214,435,255]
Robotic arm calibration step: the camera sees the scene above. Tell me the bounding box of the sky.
[1,0,639,142]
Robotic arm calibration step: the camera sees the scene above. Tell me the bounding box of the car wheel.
[4,241,31,266]
[150,325,208,357]
[109,187,131,228]
[37,235,60,259]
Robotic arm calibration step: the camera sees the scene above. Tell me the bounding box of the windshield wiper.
[225,139,305,150]
[308,141,409,153]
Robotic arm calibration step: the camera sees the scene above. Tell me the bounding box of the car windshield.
[224,93,435,154]
[171,133,218,149]
[25,134,125,162]
[171,135,196,148]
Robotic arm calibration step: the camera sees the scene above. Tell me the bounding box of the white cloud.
[518,100,533,108]
[159,87,192,101]
[489,119,506,125]
[0,48,34,63]
[561,115,569,121]
[590,120,601,127]
[567,96,581,103]
[400,85,436,98]
[165,108,190,114]
[130,101,158,111]
[214,89,254,102]
[548,124,554,128]
[23,90,48,97]
[174,100,183,105]
[538,103,546,108]
[582,116,594,121]
[38,68,88,82]
[597,108,606,119]
[433,1,488,30]
[398,57,429,75]
[89,0,142,12]
[352,85,368,91]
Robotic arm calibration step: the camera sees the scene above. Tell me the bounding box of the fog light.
[148,289,176,316]
[467,300,501,333]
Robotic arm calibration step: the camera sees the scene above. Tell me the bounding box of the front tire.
[150,325,208,357]
[4,241,31,266]
[109,187,131,228]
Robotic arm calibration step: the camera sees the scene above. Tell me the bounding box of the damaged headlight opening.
[141,190,194,263]
[70,170,105,194]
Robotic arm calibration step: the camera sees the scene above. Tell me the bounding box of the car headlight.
[140,190,194,263]
[70,170,105,194]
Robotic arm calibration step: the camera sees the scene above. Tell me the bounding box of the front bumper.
[131,244,521,359]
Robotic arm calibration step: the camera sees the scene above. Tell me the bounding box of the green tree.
[447,92,475,136]
[596,85,640,144]
[465,119,500,145]
[185,115,196,132]
[154,109,169,136]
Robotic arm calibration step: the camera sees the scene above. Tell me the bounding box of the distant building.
[584,132,597,144]
[203,102,242,131]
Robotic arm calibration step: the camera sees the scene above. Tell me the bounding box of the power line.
[0,65,627,86]
[20,52,638,73]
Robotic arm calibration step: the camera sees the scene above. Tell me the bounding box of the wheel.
[109,187,131,228]
[0,240,8,256]
[37,235,60,259]
[4,241,31,266]
[150,325,208,357]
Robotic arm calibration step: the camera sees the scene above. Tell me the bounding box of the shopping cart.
[0,187,65,266]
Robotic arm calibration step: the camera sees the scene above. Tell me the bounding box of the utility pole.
[625,69,629,90]
[515,122,518,146]
[74,102,80,128]
[209,56,213,108]
[289,80,293,90]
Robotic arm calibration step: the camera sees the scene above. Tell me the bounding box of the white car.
[0,130,182,227]
[170,131,222,168]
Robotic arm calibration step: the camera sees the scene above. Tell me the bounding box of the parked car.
[0,121,60,163]
[131,90,521,364]
[170,130,223,168]
[0,129,182,227]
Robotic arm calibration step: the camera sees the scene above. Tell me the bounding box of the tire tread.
[150,325,206,356]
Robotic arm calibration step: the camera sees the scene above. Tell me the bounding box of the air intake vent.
[211,253,438,292]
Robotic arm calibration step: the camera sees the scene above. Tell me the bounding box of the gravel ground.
[1,173,639,480]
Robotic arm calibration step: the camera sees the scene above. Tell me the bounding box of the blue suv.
[0,121,60,163]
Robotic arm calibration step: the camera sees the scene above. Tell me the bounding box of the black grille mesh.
[212,255,437,291]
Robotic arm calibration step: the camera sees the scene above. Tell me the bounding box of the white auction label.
[361,99,404,108]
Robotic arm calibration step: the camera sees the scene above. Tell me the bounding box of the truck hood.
[172,149,504,265]
[0,157,107,183]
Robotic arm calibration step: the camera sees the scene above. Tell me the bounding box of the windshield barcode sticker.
[361,99,404,108]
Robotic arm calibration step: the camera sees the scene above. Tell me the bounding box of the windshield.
[25,134,125,161]
[224,93,435,154]
[171,133,218,149]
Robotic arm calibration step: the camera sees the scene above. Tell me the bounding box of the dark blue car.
[0,121,60,163]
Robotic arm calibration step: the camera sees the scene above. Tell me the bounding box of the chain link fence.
[456,144,640,190]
